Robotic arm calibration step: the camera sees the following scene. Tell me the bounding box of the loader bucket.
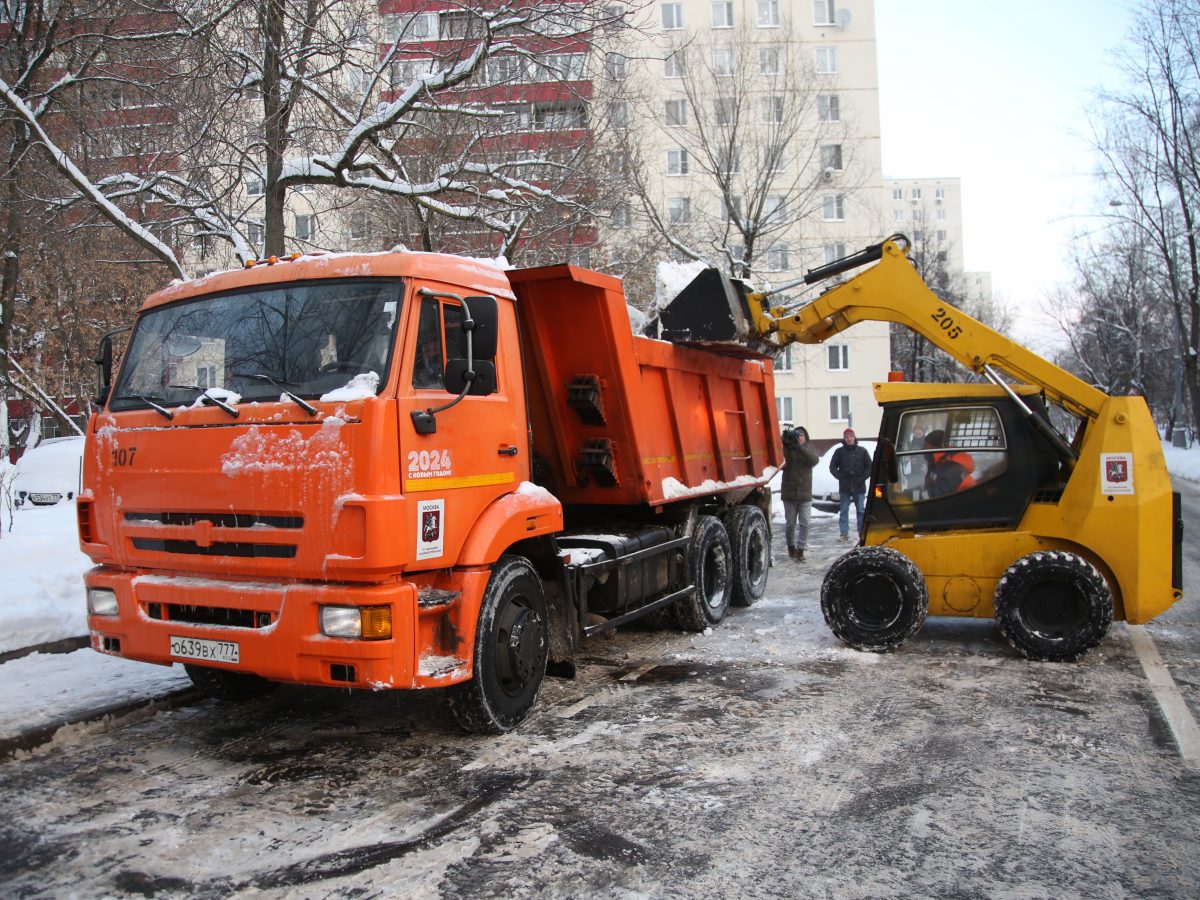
[656,267,776,356]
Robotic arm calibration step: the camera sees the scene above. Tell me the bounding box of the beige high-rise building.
[610,0,891,442]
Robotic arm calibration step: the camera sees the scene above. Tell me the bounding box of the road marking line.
[620,663,658,683]
[1126,624,1200,768]
[556,697,597,718]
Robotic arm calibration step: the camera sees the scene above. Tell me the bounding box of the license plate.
[169,635,240,664]
[29,492,62,505]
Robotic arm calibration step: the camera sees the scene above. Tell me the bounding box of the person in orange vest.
[923,429,976,498]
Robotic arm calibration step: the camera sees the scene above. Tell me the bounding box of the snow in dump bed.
[661,467,779,500]
[319,371,379,402]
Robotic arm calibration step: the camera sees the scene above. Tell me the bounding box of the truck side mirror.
[463,296,498,360]
[445,359,496,395]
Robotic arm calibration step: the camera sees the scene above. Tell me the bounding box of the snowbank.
[1163,440,1200,484]
[0,502,93,653]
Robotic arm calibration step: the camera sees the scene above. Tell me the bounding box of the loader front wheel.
[821,547,928,652]
[727,504,770,607]
[994,551,1113,662]
[184,665,276,702]
[675,515,733,632]
[449,555,549,734]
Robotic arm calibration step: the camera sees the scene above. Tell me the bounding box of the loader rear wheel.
[184,665,276,702]
[449,555,549,734]
[727,504,770,607]
[675,515,733,632]
[994,551,1113,662]
[821,547,928,652]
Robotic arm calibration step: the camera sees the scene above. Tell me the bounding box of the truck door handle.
[498,446,518,456]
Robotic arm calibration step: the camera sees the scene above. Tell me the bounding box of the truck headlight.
[87,587,119,617]
[320,605,391,640]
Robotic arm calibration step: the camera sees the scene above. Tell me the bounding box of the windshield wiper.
[112,393,175,420]
[169,384,240,418]
[234,372,318,417]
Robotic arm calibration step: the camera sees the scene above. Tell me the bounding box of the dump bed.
[507,264,782,508]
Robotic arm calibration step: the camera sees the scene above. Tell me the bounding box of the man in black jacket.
[780,426,819,561]
[829,428,872,541]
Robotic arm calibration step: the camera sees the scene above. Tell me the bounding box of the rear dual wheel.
[726,504,770,608]
[674,515,734,632]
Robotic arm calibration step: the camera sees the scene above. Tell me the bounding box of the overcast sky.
[874,0,1142,346]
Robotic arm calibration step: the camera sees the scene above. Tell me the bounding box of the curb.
[0,636,90,666]
[0,687,200,761]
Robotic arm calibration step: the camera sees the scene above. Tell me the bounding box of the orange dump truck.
[81,252,781,732]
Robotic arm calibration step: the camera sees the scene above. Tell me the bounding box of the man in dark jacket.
[829,428,872,541]
[780,426,819,561]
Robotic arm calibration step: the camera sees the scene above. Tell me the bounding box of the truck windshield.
[110,279,402,411]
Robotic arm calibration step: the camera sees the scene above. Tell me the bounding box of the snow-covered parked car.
[811,439,877,512]
[12,436,85,508]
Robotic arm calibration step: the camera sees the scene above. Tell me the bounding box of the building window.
[937,229,947,242]
[711,0,733,27]
[829,394,851,421]
[893,209,905,222]
[776,395,793,424]
[662,2,683,29]
[762,145,784,172]
[762,95,784,124]
[935,208,947,221]
[757,0,779,27]
[568,246,592,267]
[827,344,849,370]
[759,46,781,75]
[665,50,686,78]
[720,196,741,222]
[813,0,835,25]
[764,195,786,224]
[935,187,945,201]
[913,209,924,221]
[891,187,903,200]
[295,214,315,242]
[604,52,628,80]
[293,182,314,194]
[823,194,844,221]
[247,177,264,196]
[538,53,587,82]
[824,242,846,263]
[612,203,632,227]
[714,97,735,126]
[821,144,843,171]
[608,100,629,128]
[246,220,264,248]
[765,245,789,271]
[665,98,688,127]
[667,148,689,175]
[817,93,840,122]
[776,345,793,372]
[911,187,922,200]
[196,365,218,389]
[350,211,368,240]
[815,46,838,74]
[388,11,438,42]
[717,145,739,174]
[667,197,692,224]
[712,47,735,76]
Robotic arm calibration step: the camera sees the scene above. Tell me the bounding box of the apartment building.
[606,0,891,441]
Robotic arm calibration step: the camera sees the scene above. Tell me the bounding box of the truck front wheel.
[821,547,928,652]
[449,555,549,734]
[184,665,276,702]
[675,515,733,632]
[993,551,1113,662]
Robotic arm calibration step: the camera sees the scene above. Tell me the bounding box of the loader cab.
[864,384,1063,536]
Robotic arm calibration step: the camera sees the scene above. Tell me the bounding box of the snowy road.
[2,499,1199,898]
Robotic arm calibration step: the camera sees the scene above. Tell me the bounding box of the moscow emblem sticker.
[1100,453,1134,495]
[417,499,445,559]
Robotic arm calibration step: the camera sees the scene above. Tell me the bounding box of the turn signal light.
[360,607,392,640]
[320,605,392,640]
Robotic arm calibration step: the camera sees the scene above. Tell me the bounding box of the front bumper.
[84,567,459,690]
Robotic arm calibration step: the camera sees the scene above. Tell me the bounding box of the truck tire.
[821,547,927,652]
[675,515,733,632]
[449,555,549,734]
[993,551,1113,662]
[727,504,770,607]
[184,665,276,702]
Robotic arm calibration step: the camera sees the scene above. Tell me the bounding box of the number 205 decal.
[931,307,963,340]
